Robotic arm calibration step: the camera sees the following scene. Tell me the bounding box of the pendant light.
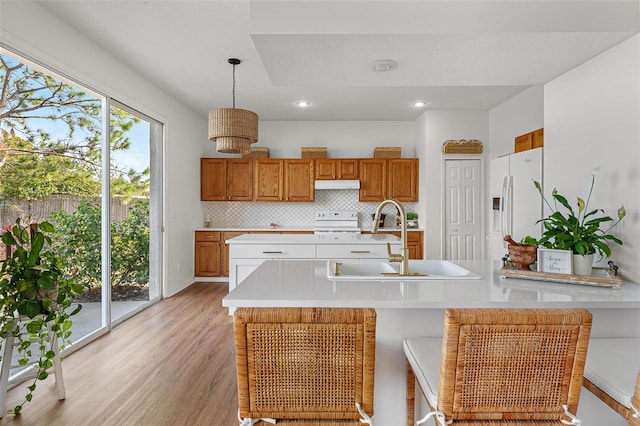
[208,58,259,154]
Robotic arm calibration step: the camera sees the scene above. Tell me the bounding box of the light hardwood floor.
[0,282,238,426]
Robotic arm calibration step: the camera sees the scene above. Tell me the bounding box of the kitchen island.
[223,259,640,425]
[226,232,401,293]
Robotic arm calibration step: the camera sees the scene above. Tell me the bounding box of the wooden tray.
[500,266,622,290]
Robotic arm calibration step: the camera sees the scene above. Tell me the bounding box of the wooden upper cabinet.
[337,159,359,179]
[202,156,418,202]
[254,159,284,201]
[315,159,359,180]
[200,158,227,201]
[515,128,543,153]
[285,159,314,202]
[388,159,418,202]
[315,159,337,180]
[227,159,253,201]
[359,159,387,201]
[514,133,533,153]
[532,128,544,149]
[201,158,253,201]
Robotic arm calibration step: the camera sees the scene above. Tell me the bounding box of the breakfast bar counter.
[222,260,640,424]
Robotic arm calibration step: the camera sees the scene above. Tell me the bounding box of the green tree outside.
[1,51,151,297]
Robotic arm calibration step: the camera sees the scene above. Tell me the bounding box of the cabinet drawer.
[316,244,398,259]
[195,231,221,242]
[230,244,316,259]
[407,232,421,242]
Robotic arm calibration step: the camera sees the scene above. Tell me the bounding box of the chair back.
[438,308,592,422]
[233,307,376,421]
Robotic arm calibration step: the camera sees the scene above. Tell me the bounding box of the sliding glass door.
[0,47,163,361]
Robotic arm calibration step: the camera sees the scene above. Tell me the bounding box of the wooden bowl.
[504,235,537,270]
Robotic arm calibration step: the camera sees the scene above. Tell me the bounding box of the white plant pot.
[573,253,594,276]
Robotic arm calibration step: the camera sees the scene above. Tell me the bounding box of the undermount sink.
[327,260,481,281]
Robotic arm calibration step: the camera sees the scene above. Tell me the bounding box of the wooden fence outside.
[0,194,147,227]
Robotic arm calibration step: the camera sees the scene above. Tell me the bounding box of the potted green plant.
[525,176,625,275]
[406,212,418,228]
[0,219,85,414]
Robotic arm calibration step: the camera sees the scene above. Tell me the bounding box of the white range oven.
[313,210,360,234]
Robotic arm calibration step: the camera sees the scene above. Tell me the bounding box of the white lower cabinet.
[315,244,393,259]
[228,244,316,295]
[228,241,400,297]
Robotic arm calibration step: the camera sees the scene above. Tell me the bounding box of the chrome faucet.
[372,198,409,275]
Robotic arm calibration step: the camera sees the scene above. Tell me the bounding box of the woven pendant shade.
[208,58,259,155]
[208,108,258,154]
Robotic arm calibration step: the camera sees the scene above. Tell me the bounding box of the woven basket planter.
[242,147,270,158]
[373,147,401,158]
[301,147,327,158]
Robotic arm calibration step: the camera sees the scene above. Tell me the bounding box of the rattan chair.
[404,308,592,425]
[233,307,376,425]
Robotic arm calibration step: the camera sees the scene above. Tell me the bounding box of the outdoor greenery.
[50,200,150,291]
[0,51,150,300]
[524,177,625,259]
[0,219,85,414]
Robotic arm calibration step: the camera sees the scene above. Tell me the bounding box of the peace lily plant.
[0,219,85,414]
[524,175,625,260]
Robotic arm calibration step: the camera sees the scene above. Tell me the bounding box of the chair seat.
[584,338,640,408]
[405,337,629,425]
[403,309,595,425]
[403,337,441,409]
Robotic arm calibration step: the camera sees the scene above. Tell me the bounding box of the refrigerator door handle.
[506,175,514,238]
[500,176,508,246]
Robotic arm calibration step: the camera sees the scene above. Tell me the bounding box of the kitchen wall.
[1,2,205,297]
[488,85,544,159]
[544,34,640,282]
[203,120,415,159]
[415,110,490,259]
[203,191,418,230]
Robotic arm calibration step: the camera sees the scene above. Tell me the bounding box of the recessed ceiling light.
[412,100,427,108]
[371,59,398,72]
[296,100,311,108]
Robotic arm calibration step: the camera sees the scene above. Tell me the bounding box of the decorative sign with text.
[537,249,573,274]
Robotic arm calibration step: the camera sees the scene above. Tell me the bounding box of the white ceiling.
[36,0,640,121]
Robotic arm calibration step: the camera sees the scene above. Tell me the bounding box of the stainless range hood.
[314,180,360,190]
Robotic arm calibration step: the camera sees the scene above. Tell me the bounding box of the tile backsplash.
[202,190,417,229]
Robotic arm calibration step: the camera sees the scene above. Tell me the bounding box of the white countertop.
[195,227,424,232]
[222,259,640,310]
[195,227,313,232]
[222,259,640,424]
[225,233,401,244]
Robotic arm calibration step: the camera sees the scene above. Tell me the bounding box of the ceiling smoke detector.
[371,59,398,72]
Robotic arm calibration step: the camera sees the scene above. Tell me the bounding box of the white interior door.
[444,159,483,260]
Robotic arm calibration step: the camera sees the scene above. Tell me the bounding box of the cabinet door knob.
[350,250,370,254]
[262,251,283,254]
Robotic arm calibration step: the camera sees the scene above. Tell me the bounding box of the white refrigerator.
[488,147,543,260]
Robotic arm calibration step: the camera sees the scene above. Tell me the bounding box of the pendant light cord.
[232,62,236,109]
